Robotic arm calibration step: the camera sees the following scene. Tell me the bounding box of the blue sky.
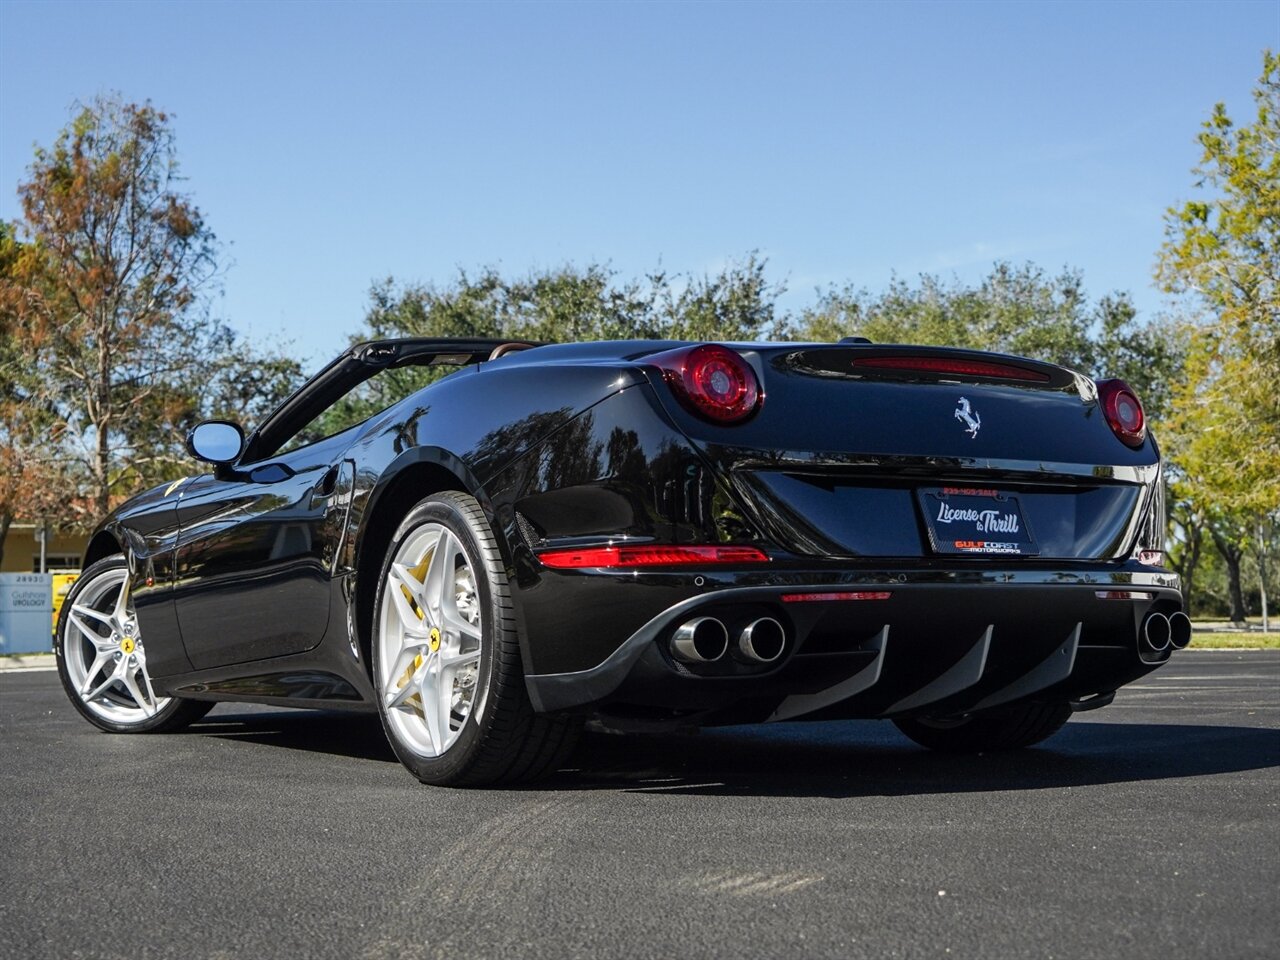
[1,0,1275,366]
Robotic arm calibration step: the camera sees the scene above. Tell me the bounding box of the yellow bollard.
[51,571,80,635]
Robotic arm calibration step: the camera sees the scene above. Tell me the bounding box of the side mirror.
[186,420,245,464]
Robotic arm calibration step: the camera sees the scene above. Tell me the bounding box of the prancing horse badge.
[955,397,981,438]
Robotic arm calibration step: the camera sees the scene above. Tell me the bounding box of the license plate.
[917,487,1039,556]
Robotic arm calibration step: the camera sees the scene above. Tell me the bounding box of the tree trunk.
[94,316,112,522]
[1225,552,1247,623]
[1261,573,1270,633]
[0,512,11,570]
[1211,528,1248,624]
[1177,521,1203,614]
[1257,520,1271,633]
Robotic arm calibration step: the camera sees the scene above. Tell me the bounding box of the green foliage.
[794,263,1184,419]
[1158,49,1280,512]
[1157,50,1280,621]
[0,95,303,528]
[312,255,784,438]
[798,264,1091,366]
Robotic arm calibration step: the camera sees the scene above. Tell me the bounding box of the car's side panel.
[484,383,738,675]
[100,358,642,699]
[350,360,648,485]
[168,430,356,670]
[153,576,377,711]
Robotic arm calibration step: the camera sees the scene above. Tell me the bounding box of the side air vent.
[514,511,544,549]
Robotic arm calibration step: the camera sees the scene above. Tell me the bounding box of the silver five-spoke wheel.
[377,522,485,757]
[372,492,579,786]
[62,565,167,723]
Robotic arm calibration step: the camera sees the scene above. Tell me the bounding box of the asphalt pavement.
[1,652,1277,959]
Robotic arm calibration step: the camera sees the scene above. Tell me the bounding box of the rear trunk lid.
[639,344,1161,561]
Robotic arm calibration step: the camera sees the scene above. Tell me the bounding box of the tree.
[0,224,72,567]
[658,254,785,342]
[795,263,1184,419]
[314,256,785,438]
[1158,50,1280,625]
[1166,493,1206,613]
[4,95,301,531]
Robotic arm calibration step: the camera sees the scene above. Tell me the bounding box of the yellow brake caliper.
[400,545,434,621]
[394,655,424,716]
[395,544,440,712]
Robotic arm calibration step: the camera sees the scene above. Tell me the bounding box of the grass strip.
[1189,633,1280,650]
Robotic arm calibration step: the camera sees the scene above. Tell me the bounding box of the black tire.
[371,491,579,786]
[893,701,1072,753]
[55,555,214,734]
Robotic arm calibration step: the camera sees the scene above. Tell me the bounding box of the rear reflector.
[851,356,1051,382]
[1095,590,1156,601]
[780,591,893,603]
[537,544,770,569]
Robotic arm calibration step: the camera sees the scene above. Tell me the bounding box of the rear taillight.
[537,544,769,568]
[647,344,762,424]
[1095,379,1146,448]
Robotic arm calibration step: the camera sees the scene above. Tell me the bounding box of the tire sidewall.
[371,493,510,784]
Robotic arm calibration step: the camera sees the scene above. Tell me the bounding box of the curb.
[0,654,57,673]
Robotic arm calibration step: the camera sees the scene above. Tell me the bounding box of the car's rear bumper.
[521,564,1182,723]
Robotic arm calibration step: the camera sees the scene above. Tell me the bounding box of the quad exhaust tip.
[1141,612,1172,653]
[737,617,786,664]
[1168,611,1192,650]
[671,617,730,663]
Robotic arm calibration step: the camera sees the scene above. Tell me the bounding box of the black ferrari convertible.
[55,337,1186,784]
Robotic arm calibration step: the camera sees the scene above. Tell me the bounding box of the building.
[1,522,88,574]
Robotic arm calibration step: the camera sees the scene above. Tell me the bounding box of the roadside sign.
[0,573,54,654]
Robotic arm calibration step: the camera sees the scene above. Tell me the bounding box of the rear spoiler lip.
[775,344,1081,390]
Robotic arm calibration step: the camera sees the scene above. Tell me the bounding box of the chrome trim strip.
[736,455,1160,485]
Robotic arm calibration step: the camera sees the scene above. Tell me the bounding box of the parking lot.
[1,651,1276,959]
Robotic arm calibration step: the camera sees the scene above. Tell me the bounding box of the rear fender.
[347,446,525,678]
